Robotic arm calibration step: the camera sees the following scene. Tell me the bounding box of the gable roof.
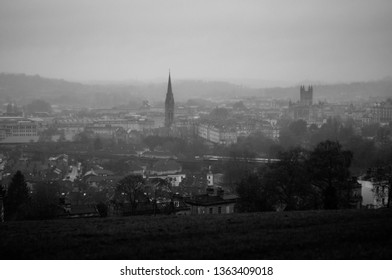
[185,194,238,206]
[84,167,114,177]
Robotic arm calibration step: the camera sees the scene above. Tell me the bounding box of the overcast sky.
[0,0,391,85]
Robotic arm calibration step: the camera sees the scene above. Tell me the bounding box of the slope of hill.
[0,73,85,98]
[0,73,144,108]
[0,208,391,259]
[1,73,391,108]
[0,73,259,106]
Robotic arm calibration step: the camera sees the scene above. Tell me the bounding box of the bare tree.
[115,175,145,215]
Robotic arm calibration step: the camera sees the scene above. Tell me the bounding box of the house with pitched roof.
[185,187,238,215]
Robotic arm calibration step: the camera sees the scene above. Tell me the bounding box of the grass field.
[0,208,391,259]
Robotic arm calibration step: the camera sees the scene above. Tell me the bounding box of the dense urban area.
[0,73,391,222]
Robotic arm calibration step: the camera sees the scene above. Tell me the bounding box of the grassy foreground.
[1,208,391,259]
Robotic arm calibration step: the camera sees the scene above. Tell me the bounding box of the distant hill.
[0,73,144,109]
[0,73,391,109]
[0,73,85,98]
[0,73,259,108]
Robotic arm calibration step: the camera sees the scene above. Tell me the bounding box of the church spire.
[167,71,172,96]
[165,71,174,128]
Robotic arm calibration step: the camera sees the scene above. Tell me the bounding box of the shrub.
[96,202,108,217]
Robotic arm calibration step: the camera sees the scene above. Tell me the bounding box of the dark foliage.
[94,136,103,151]
[143,136,186,154]
[4,171,30,221]
[236,173,274,212]
[236,141,354,212]
[25,99,52,115]
[233,131,278,157]
[263,148,318,210]
[30,181,62,220]
[115,175,147,214]
[232,101,247,111]
[96,202,108,217]
[308,141,352,209]
[209,107,230,121]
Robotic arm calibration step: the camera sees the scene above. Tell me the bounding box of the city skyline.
[0,0,392,85]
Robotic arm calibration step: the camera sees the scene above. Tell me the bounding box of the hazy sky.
[0,0,391,84]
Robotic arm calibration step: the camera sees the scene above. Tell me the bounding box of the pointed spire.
[167,70,172,95]
[165,71,174,128]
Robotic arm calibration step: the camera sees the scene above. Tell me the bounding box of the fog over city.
[1,0,392,262]
[0,0,391,84]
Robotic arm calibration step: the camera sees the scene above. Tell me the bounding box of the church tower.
[300,85,313,106]
[165,72,175,128]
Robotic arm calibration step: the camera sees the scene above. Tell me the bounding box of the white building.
[0,117,39,143]
[197,123,237,146]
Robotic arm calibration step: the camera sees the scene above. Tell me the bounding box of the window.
[209,208,213,214]
[218,207,222,214]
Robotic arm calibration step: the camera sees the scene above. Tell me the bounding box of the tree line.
[0,171,66,221]
[235,140,363,212]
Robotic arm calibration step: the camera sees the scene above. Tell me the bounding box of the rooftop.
[185,194,238,206]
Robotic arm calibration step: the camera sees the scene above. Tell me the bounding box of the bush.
[96,202,108,217]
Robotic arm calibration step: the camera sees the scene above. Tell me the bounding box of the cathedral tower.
[300,85,313,106]
[165,72,175,128]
